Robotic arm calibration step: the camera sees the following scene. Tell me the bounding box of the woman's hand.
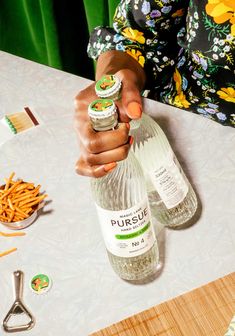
[74,51,146,178]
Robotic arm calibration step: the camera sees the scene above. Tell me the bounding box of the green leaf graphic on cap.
[96,75,115,91]
[91,99,113,112]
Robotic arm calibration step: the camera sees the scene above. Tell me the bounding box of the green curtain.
[83,0,119,34]
[0,0,61,68]
[0,0,119,79]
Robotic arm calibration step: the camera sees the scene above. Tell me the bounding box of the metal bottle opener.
[3,270,35,333]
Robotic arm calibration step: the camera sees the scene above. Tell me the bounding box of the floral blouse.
[88,0,235,127]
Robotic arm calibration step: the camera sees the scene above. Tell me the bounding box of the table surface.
[0,51,234,336]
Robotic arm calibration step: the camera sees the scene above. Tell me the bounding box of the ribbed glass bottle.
[88,99,159,281]
[131,113,197,227]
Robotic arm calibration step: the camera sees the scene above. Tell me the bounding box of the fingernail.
[129,136,134,145]
[103,162,117,172]
[126,122,130,130]
[127,102,142,119]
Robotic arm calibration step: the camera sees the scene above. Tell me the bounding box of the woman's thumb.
[126,101,142,119]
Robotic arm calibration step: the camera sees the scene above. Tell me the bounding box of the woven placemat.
[91,272,235,336]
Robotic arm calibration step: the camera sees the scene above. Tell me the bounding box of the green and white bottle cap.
[30,273,52,295]
[95,74,122,98]
[88,99,116,119]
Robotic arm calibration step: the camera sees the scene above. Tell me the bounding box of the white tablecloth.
[0,51,234,335]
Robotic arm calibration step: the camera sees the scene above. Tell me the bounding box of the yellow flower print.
[172,68,190,109]
[122,28,146,44]
[217,87,235,103]
[174,92,191,109]
[206,0,235,36]
[172,8,185,18]
[173,68,182,94]
[126,49,145,67]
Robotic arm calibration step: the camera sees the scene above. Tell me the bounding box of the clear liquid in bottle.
[89,99,159,281]
[131,113,197,227]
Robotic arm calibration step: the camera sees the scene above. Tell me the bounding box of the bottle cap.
[30,273,52,295]
[88,99,116,119]
[95,75,122,99]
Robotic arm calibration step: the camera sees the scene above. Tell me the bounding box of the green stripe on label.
[115,222,150,240]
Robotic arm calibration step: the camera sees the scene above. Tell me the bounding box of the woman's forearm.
[96,50,146,91]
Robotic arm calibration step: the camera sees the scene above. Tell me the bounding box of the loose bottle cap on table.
[30,273,52,295]
[88,99,116,119]
[95,74,122,99]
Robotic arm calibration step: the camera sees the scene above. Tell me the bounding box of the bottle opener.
[3,270,35,332]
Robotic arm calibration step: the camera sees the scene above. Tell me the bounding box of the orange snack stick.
[0,173,47,223]
[0,180,22,200]
[0,231,26,237]
[19,194,47,207]
[0,247,17,257]
[4,172,15,191]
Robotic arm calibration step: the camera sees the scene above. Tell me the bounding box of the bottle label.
[149,153,189,209]
[95,199,156,258]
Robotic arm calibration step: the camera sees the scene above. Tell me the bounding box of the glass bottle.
[130,113,198,227]
[88,99,159,281]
